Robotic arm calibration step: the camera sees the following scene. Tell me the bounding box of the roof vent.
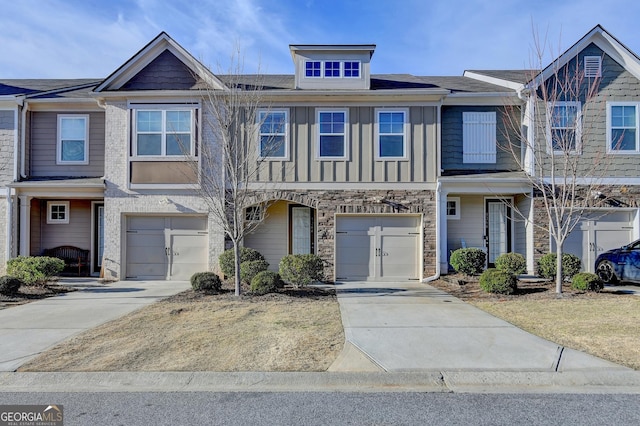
[584,56,602,78]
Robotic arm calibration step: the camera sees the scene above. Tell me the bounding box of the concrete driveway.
[0,278,190,371]
[329,281,629,372]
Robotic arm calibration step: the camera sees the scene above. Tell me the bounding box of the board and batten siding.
[255,105,437,184]
[29,199,92,255]
[29,111,105,177]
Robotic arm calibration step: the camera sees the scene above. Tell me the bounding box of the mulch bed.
[0,284,77,310]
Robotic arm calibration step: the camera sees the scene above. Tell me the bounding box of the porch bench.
[43,246,90,276]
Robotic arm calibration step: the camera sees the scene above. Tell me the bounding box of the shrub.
[537,253,582,279]
[571,272,604,292]
[479,268,518,295]
[494,252,526,275]
[6,256,65,285]
[190,272,222,292]
[250,271,282,295]
[279,254,324,288]
[0,276,22,295]
[240,259,269,284]
[218,247,265,279]
[449,248,486,275]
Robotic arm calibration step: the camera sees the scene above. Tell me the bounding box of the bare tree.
[190,51,282,296]
[502,29,614,294]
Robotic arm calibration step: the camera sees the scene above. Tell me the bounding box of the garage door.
[558,210,634,273]
[335,215,421,281]
[126,216,208,280]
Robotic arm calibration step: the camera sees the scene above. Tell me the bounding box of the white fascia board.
[443,92,522,106]
[439,178,532,194]
[542,177,640,185]
[463,71,525,91]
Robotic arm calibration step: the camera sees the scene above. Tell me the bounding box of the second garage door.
[126,215,208,280]
[335,215,421,281]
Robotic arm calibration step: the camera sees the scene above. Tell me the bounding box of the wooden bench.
[43,246,90,276]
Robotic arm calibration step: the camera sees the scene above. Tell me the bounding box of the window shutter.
[463,111,496,163]
[584,56,601,78]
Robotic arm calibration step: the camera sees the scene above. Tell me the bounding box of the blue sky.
[2,0,640,79]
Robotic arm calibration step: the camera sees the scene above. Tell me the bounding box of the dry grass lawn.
[431,277,640,370]
[19,287,344,372]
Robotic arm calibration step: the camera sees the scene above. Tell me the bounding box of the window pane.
[166,111,191,132]
[137,111,162,132]
[611,129,636,150]
[325,61,340,77]
[261,135,285,157]
[61,140,85,161]
[305,61,321,77]
[379,135,404,157]
[137,134,162,155]
[166,134,191,155]
[261,112,286,133]
[60,118,85,139]
[320,135,345,157]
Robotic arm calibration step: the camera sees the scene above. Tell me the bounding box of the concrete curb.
[1,371,638,394]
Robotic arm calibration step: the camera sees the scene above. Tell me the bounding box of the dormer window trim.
[303,60,362,79]
[305,61,321,78]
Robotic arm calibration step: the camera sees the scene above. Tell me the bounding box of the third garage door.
[335,215,421,281]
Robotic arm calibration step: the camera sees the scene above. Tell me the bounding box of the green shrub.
[218,247,265,279]
[449,248,486,275]
[279,254,324,288]
[479,268,518,295]
[495,252,526,275]
[6,256,65,285]
[537,253,582,279]
[571,272,604,292]
[0,276,22,295]
[250,271,282,295]
[190,272,222,292]
[240,259,269,284]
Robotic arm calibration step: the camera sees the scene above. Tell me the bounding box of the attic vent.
[584,56,601,78]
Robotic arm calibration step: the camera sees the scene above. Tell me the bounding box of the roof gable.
[94,32,225,92]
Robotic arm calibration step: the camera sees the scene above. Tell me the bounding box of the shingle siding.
[121,50,198,90]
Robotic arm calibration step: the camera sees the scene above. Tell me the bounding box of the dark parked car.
[595,239,640,284]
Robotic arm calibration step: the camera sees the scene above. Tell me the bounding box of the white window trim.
[131,105,197,158]
[324,61,342,78]
[47,201,70,224]
[316,108,349,160]
[343,61,361,78]
[546,101,582,155]
[446,197,460,220]
[258,109,290,160]
[584,56,602,78]
[607,101,640,154]
[57,114,89,165]
[374,108,409,160]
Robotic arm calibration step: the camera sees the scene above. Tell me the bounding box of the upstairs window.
[305,61,321,77]
[584,56,602,78]
[317,110,348,159]
[344,61,360,77]
[375,109,408,159]
[134,109,193,156]
[462,111,496,163]
[259,110,288,159]
[608,102,639,152]
[548,102,581,153]
[324,61,340,77]
[57,115,89,164]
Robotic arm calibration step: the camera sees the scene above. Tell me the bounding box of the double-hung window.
[375,109,408,159]
[57,115,89,164]
[259,110,288,159]
[608,102,639,152]
[317,110,348,159]
[548,102,581,153]
[135,108,194,156]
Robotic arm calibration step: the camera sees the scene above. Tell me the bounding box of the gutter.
[422,181,441,283]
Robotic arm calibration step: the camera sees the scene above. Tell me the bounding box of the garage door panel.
[127,262,166,279]
[170,216,207,231]
[128,216,165,231]
[336,217,377,232]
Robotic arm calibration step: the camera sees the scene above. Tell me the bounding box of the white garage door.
[558,210,634,273]
[335,215,421,281]
[126,216,208,280]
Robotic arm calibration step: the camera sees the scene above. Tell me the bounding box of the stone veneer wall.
[532,185,640,272]
[249,189,437,281]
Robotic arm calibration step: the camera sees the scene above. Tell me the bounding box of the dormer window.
[305,61,321,77]
[324,61,340,77]
[344,61,360,77]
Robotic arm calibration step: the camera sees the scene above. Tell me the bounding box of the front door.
[485,199,511,265]
[290,205,315,254]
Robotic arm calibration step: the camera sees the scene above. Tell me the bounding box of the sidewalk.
[0,278,190,371]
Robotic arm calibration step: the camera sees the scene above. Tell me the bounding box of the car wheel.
[596,261,618,284]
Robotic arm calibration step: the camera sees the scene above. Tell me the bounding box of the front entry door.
[485,199,511,265]
[290,205,315,254]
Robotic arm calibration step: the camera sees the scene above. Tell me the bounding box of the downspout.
[423,180,442,283]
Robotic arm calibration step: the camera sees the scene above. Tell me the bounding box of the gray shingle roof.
[0,79,101,96]
[465,70,538,85]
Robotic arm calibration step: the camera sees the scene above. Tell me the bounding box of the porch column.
[18,195,31,256]
[439,189,449,274]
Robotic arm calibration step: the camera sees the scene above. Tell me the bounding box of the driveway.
[329,281,629,372]
[0,278,190,371]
